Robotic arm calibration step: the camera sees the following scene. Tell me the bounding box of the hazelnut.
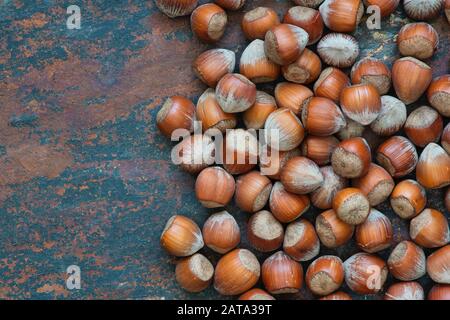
[311,166,348,210]
[301,97,346,136]
[243,91,277,130]
[264,108,305,151]
[240,40,281,83]
[215,0,245,10]
[404,106,443,148]
[269,181,310,223]
[384,282,424,300]
[235,171,272,213]
[331,137,372,179]
[214,249,260,295]
[314,67,350,104]
[390,179,427,219]
[221,129,258,175]
[403,0,443,21]
[283,6,324,45]
[370,95,407,137]
[410,208,450,248]
[428,284,450,300]
[397,22,439,60]
[280,156,324,194]
[416,143,450,189]
[259,148,301,180]
[262,251,304,294]
[195,166,235,208]
[247,210,284,252]
[353,163,394,206]
[427,74,450,117]
[160,215,204,257]
[363,0,400,17]
[301,136,340,166]
[241,7,280,40]
[315,209,355,248]
[274,82,313,115]
[282,48,322,84]
[157,96,195,137]
[156,0,198,17]
[306,255,344,296]
[340,84,382,126]
[176,253,214,292]
[317,33,360,68]
[238,288,275,300]
[355,208,393,253]
[426,245,450,284]
[319,0,364,32]
[337,117,365,141]
[376,136,418,178]
[343,253,388,294]
[216,73,257,113]
[196,88,237,133]
[283,219,320,262]
[392,57,432,105]
[351,58,391,95]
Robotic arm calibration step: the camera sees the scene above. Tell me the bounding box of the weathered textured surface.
[0,0,448,300]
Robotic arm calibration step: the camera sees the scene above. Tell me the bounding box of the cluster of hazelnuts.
[156,0,450,300]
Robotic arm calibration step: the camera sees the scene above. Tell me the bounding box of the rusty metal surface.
[0,0,448,300]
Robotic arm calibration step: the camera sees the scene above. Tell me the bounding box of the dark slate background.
[0,0,448,299]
